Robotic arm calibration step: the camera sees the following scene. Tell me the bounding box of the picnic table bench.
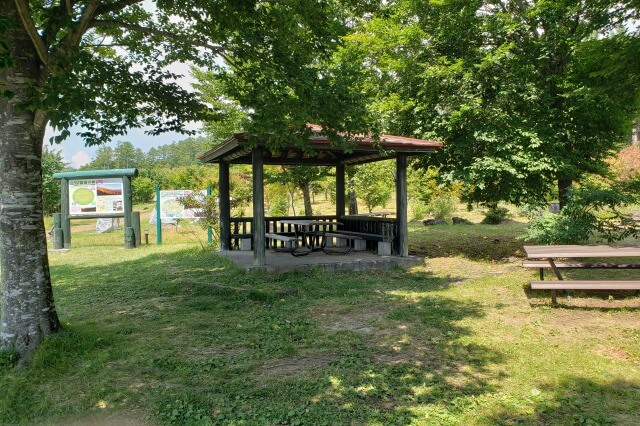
[267,219,362,256]
[523,245,640,304]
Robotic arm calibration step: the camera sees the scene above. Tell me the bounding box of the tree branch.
[94,0,145,17]
[43,2,74,51]
[71,0,103,46]
[89,19,227,54]
[13,0,50,67]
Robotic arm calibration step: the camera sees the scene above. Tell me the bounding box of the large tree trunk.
[0,4,62,358]
[348,189,358,215]
[557,177,573,210]
[301,182,313,216]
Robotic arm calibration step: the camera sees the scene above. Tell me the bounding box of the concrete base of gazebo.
[218,250,423,273]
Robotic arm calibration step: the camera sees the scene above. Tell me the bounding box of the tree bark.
[0,3,62,358]
[288,189,296,216]
[301,182,312,216]
[557,177,573,210]
[348,189,358,215]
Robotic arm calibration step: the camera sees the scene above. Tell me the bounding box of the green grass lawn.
[0,221,639,425]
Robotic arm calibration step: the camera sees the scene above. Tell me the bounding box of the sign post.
[206,186,213,244]
[155,186,162,245]
[53,169,138,249]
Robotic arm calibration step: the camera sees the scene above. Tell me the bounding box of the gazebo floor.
[218,250,423,273]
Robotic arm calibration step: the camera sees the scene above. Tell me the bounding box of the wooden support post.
[61,178,71,248]
[124,227,135,249]
[548,258,563,304]
[219,161,231,250]
[396,154,408,257]
[52,213,63,250]
[336,162,345,220]
[252,148,266,266]
[131,211,141,248]
[123,176,132,230]
[206,186,213,244]
[155,186,162,245]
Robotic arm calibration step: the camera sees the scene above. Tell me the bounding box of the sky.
[44,61,202,169]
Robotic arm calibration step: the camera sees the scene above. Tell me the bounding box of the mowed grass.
[0,221,639,425]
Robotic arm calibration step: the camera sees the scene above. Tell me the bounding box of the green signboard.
[53,169,138,249]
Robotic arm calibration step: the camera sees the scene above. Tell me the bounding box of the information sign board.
[159,190,205,220]
[69,178,124,216]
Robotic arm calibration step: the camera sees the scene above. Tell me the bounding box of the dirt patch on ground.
[256,355,334,379]
[424,257,513,282]
[311,301,441,367]
[312,301,385,334]
[529,306,640,334]
[183,346,250,358]
[591,345,633,362]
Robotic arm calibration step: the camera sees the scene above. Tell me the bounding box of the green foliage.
[192,69,249,144]
[481,205,511,225]
[429,194,457,220]
[353,161,394,212]
[265,166,330,216]
[343,0,640,206]
[46,52,209,146]
[157,399,212,425]
[177,193,220,242]
[1,223,640,423]
[0,15,15,73]
[268,189,289,216]
[408,167,440,206]
[524,179,640,244]
[408,166,460,220]
[132,176,155,204]
[0,349,17,370]
[146,137,214,169]
[410,201,430,221]
[41,148,67,215]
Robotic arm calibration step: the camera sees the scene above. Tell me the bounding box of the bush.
[178,193,220,244]
[269,193,289,216]
[132,176,155,203]
[411,200,430,221]
[481,205,510,224]
[428,194,456,220]
[523,179,640,244]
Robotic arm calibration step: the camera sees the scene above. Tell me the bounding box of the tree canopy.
[342,0,640,207]
[0,0,377,358]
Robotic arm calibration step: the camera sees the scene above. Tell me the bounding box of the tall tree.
[266,166,331,216]
[0,0,373,359]
[353,161,394,213]
[343,0,640,208]
[87,146,115,170]
[112,141,142,169]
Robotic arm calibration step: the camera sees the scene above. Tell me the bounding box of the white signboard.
[159,190,205,220]
[69,178,124,216]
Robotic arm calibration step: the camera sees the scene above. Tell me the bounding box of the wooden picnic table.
[523,245,640,304]
[524,245,640,258]
[267,219,354,256]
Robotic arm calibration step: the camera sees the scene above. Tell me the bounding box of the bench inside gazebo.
[199,124,443,268]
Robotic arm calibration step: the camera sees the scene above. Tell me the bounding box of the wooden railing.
[229,215,339,249]
[340,215,398,252]
[228,214,398,253]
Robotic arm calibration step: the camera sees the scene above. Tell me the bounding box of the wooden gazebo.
[200,125,443,266]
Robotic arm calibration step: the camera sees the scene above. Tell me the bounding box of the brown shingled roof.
[200,124,442,166]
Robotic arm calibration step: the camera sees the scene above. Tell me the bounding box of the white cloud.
[68,150,92,169]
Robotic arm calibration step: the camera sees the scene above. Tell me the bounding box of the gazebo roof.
[199,124,443,166]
